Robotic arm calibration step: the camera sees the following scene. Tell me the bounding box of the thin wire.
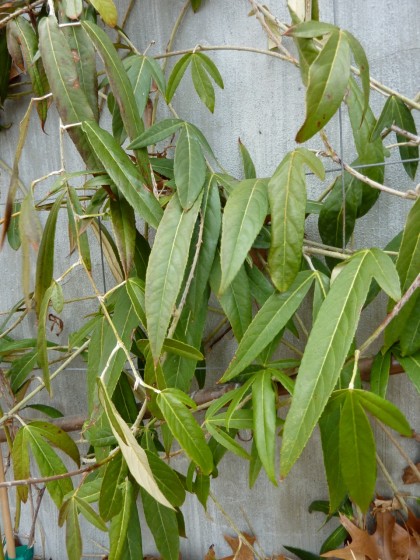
[333,2,347,251]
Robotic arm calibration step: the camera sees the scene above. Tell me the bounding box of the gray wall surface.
[0,0,419,558]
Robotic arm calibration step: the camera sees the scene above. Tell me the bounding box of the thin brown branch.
[390,125,420,144]
[0,0,45,28]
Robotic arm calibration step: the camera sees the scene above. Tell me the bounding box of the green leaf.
[174,123,207,209]
[38,17,97,167]
[269,368,295,395]
[392,97,419,180]
[339,391,376,512]
[145,192,202,362]
[74,496,107,531]
[12,427,30,502]
[63,499,82,560]
[370,95,394,141]
[220,178,269,293]
[67,186,92,271]
[206,424,251,460]
[0,28,11,107]
[354,389,411,435]
[343,31,370,122]
[157,388,213,474]
[82,121,162,228]
[190,0,202,12]
[63,0,82,20]
[191,54,216,112]
[284,546,322,560]
[36,284,55,394]
[88,0,118,26]
[146,450,186,507]
[9,350,37,393]
[296,30,350,143]
[9,18,50,128]
[195,53,224,88]
[27,428,73,507]
[109,479,137,560]
[239,139,256,179]
[124,55,157,118]
[249,439,263,488]
[319,406,347,513]
[99,452,127,521]
[81,21,150,182]
[110,196,136,278]
[166,53,192,103]
[98,379,173,508]
[162,338,203,361]
[140,487,179,560]
[268,149,323,291]
[220,271,314,382]
[280,250,399,478]
[63,23,98,121]
[34,193,64,316]
[25,404,64,419]
[126,276,146,330]
[210,255,252,341]
[370,350,391,398]
[6,201,21,250]
[128,119,184,149]
[193,473,210,509]
[286,21,337,38]
[30,421,80,465]
[397,352,420,393]
[252,370,277,484]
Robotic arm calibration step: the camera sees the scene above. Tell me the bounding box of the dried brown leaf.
[204,544,216,560]
[402,463,420,485]
[222,533,256,560]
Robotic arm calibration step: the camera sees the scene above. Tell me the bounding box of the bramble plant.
[0,0,419,558]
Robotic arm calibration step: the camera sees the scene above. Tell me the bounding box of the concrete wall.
[0,0,419,557]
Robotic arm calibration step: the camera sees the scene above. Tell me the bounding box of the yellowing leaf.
[88,0,118,27]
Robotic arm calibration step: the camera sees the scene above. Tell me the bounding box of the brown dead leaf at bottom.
[321,511,420,560]
[204,544,216,560]
[402,463,420,484]
[220,533,256,560]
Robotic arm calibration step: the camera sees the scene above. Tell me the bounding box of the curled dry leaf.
[402,463,420,485]
[221,533,256,560]
[204,544,216,560]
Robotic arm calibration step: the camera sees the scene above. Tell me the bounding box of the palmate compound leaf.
[268,148,324,292]
[98,379,174,509]
[219,178,269,294]
[280,249,401,478]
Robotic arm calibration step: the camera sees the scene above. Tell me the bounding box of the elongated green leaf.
[162,338,203,360]
[146,450,186,507]
[12,427,30,502]
[126,276,146,330]
[397,352,420,393]
[195,52,224,88]
[210,255,252,341]
[354,390,411,435]
[9,350,37,392]
[30,421,80,465]
[252,370,277,484]
[98,379,173,508]
[27,428,73,507]
[186,176,221,310]
[286,21,337,38]
[206,424,251,460]
[208,410,254,431]
[6,201,21,250]
[220,178,269,293]
[63,499,82,560]
[269,368,295,395]
[249,439,263,488]
[122,492,143,560]
[239,139,256,179]
[166,53,192,102]
[34,193,64,316]
[0,28,11,106]
[63,23,98,120]
[88,0,117,26]
[343,31,370,122]
[370,350,391,398]
[296,30,350,143]
[74,496,107,531]
[157,389,213,474]
[141,487,179,560]
[319,406,347,513]
[128,119,184,149]
[99,453,127,521]
[191,54,216,112]
[9,18,50,128]
[82,121,162,228]
[81,21,150,182]
[63,0,82,19]
[145,193,202,362]
[220,271,314,382]
[280,250,399,478]
[67,186,92,271]
[339,392,376,512]
[109,479,135,560]
[268,149,323,291]
[174,124,206,209]
[38,17,97,167]
[370,95,394,141]
[400,303,420,356]
[110,196,136,278]
[124,55,154,118]
[37,285,54,394]
[390,97,418,179]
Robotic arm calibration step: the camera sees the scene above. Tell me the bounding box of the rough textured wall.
[0,0,419,557]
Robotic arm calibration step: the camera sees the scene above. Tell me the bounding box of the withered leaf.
[204,544,216,560]
[402,463,420,485]
[221,533,256,560]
